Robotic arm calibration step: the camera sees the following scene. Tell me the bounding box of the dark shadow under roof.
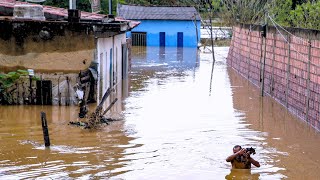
[117,4,201,21]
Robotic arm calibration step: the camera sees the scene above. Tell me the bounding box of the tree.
[289,1,320,30]
[269,0,292,27]
[26,0,320,30]
[269,0,320,30]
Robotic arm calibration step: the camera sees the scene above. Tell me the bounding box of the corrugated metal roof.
[117,4,201,21]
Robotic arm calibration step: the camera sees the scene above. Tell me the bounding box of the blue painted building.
[117,4,201,47]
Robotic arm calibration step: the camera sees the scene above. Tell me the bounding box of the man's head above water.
[233,145,242,153]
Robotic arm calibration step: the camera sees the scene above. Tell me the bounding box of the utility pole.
[208,0,216,95]
[69,0,76,9]
[194,14,199,47]
[109,0,112,14]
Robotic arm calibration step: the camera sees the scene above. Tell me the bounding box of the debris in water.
[69,86,119,129]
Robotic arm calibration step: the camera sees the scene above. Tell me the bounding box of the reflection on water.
[0,46,320,179]
[228,68,320,179]
[0,105,134,179]
[225,169,260,180]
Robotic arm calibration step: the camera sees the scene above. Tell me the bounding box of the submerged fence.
[227,23,320,131]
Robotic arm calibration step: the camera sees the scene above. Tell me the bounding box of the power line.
[268,14,309,61]
[268,14,320,69]
[268,13,319,49]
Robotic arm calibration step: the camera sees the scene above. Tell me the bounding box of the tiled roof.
[117,4,201,21]
[0,1,140,28]
[2,0,15,2]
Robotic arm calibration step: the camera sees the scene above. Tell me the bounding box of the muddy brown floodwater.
[1,46,320,179]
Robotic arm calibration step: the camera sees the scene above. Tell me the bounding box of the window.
[132,32,147,46]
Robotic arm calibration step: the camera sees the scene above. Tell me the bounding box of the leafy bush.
[0,70,39,105]
[269,0,320,30]
[289,1,320,30]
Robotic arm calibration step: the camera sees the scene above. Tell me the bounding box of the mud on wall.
[0,22,95,73]
[227,24,320,131]
[0,21,96,105]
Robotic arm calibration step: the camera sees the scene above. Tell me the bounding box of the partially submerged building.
[0,1,139,108]
[117,4,201,47]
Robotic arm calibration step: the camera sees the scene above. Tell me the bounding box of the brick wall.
[227,24,320,131]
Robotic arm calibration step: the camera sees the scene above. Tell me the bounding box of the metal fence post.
[260,25,267,96]
[259,27,264,92]
[271,32,276,96]
[306,39,312,122]
[248,26,252,79]
[285,34,291,107]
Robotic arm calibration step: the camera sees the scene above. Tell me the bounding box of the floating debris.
[68,117,115,129]
[69,86,118,129]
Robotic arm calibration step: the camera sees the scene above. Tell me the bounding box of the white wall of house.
[96,33,127,113]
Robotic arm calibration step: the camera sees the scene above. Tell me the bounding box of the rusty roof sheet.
[117,4,201,21]
[0,1,140,28]
[2,0,16,2]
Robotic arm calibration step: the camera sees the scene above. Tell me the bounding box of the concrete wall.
[0,20,129,106]
[0,22,95,105]
[97,33,127,113]
[129,20,201,47]
[0,30,95,73]
[227,24,320,131]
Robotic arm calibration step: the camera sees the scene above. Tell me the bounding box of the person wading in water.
[226,145,260,169]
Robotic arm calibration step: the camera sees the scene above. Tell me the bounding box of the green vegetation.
[22,0,319,30]
[212,0,268,26]
[207,0,319,30]
[0,70,39,105]
[273,0,320,30]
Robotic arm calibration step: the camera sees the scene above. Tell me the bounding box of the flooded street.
[1,46,320,179]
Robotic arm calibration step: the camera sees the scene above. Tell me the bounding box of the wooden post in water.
[40,75,43,105]
[194,13,199,47]
[97,87,113,110]
[102,98,118,116]
[40,112,50,147]
[29,75,33,104]
[66,76,70,106]
[208,6,216,95]
[58,76,61,106]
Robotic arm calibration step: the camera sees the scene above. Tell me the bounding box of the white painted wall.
[96,33,127,113]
